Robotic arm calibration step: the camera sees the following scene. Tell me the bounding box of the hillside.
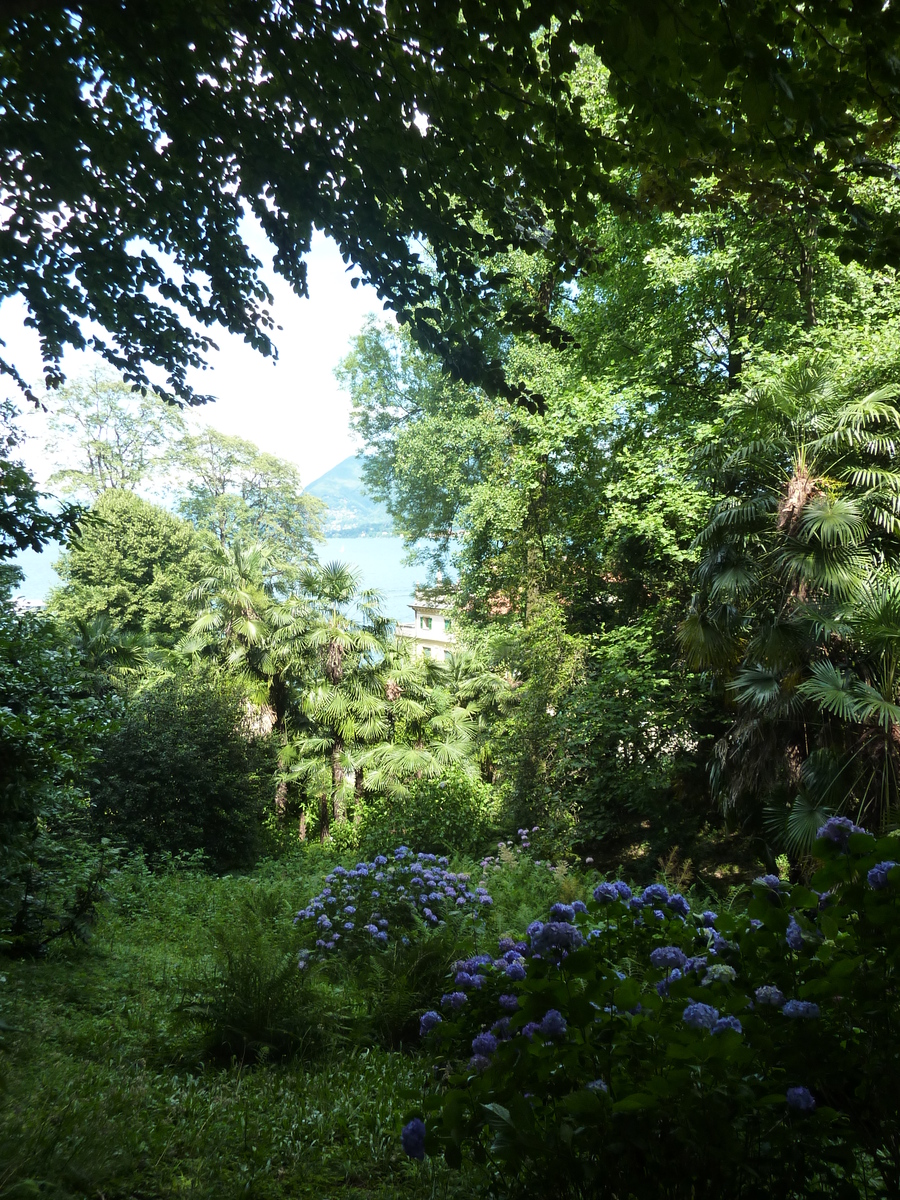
[305,455,394,537]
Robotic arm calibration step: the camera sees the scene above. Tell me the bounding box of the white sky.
[1,220,387,490]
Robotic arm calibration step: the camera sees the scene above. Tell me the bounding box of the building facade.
[396,591,455,661]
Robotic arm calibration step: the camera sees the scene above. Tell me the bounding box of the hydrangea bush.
[405,823,900,1198]
[293,848,494,1045]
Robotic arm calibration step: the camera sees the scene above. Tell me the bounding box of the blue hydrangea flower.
[419,1011,442,1036]
[572,900,588,914]
[783,999,820,1019]
[683,956,708,975]
[712,1015,742,1035]
[344,905,356,914]
[586,1079,609,1094]
[754,874,784,891]
[667,893,691,918]
[373,855,387,866]
[642,883,670,906]
[316,915,332,930]
[469,1054,491,1073]
[550,902,576,921]
[786,916,803,951]
[531,921,584,958]
[522,1021,540,1040]
[593,882,620,903]
[472,1031,498,1056]
[540,1009,568,1039]
[630,896,645,911]
[868,861,898,890]
[682,1002,719,1030]
[374,931,388,943]
[499,993,520,1012]
[657,968,682,996]
[506,961,527,981]
[786,1086,816,1112]
[700,911,717,927]
[614,881,633,901]
[755,985,786,1007]
[401,1117,426,1160]
[363,923,378,935]
[343,921,354,931]
[650,945,687,971]
[817,816,865,848]
[443,991,468,1010]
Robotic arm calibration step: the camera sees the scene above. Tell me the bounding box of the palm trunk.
[331,735,346,822]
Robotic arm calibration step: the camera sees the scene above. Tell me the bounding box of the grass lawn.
[0,858,478,1199]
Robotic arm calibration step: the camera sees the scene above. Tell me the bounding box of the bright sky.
[1,220,386,490]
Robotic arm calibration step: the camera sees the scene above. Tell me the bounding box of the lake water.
[12,536,429,623]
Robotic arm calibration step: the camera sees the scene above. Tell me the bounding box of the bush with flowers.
[403,819,900,1198]
[293,846,495,1046]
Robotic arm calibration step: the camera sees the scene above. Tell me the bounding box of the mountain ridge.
[305,455,394,537]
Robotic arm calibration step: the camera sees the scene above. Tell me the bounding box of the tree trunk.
[331,736,346,822]
[299,809,308,841]
[318,794,330,842]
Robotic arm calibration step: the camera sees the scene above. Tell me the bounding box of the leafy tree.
[46,369,186,498]
[0,399,77,573]
[0,604,113,954]
[171,427,323,565]
[90,667,276,869]
[681,359,900,847]
[4,3,899,405]
[50,489,206,645]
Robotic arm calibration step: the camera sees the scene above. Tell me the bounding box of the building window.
[443,617,452,632]
[420,616,432,630]
[422,645,432,657]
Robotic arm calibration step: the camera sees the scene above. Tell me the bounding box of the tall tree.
[50,489,206,645]
[170,427,323,566]
[46,369,186,497]
[3,3,898,406]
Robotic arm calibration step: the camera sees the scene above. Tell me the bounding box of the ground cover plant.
[407,821,900,1199]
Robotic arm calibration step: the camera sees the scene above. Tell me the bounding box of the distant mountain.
[305,455,394,537]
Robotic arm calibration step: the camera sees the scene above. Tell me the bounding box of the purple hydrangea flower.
[443,991,468,1010]
[787,1086,816,1112]
[472,1031,498,1057]
[506,961,527,981]
[419,1011,442,1036]
[682,1002,719,1030]
[363,923,378,935]
[700,911,717,927]
[455,971,475,988]
[522,1021,541,1040]
[712,1015,742,1035]
[469,1054,491,1073]
[868,861,898,890]
[374,931,388,943]
[667,893,691,918]
[499,994,520,1012]
[755,985,786,1007]
[630,896,645,911]
[614,881,633,901]
[343,921,354,931]
[540,1009,568,1039]
[642,883,670,907]
[586,1079,609,1094]
[684,956,708,975]
[783,999,820,1019]
[401,1117,426,1160]
[817,816,865,849]
[650,945,687,971]
[491,1017,511,1039]
[572,900,588,914]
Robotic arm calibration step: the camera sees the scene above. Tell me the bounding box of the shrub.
[176,883,331,1063]
[357,769,498,859]
[408,824,900,1199]
[91,669,276,869]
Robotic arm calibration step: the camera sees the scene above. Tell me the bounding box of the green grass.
[0,856,477,1199]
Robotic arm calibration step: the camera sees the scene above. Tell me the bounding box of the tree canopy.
[2,2,899,406]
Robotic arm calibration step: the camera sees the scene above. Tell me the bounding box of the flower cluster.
[294,848,491,959]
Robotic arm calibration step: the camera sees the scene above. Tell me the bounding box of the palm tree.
[679,359,900,849]
[275,562,393,832]
[178,539,300,728]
